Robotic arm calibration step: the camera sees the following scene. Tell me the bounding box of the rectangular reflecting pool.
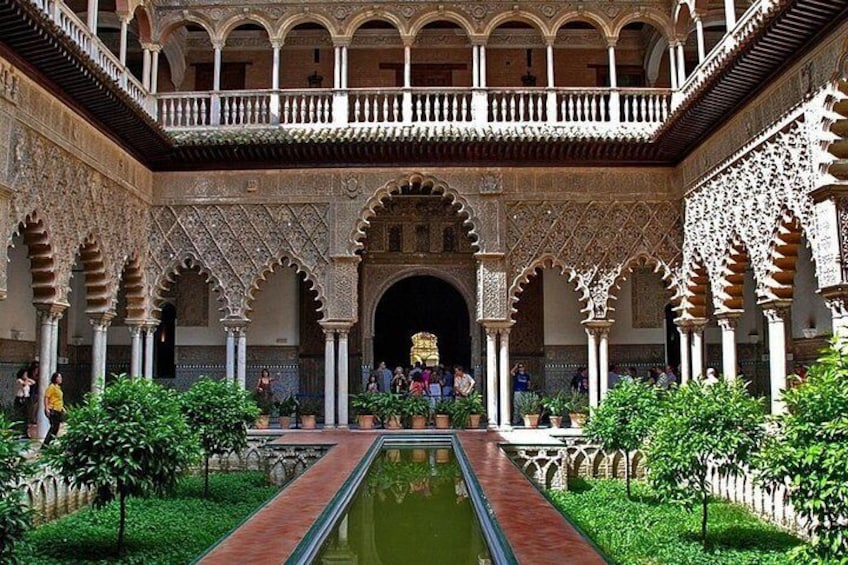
[290,436,515,565]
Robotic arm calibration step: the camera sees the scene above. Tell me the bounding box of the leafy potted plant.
[453,391,485,428]
[253,390,273,429]
[433,399,453,429]
[542,392,570,428]
[352,392,377,430]
[298,396,322,429]
[404,395,431,429]
[373,392,403,429]
[564,391,589,428]
[516,391,543,428]
[274,394,298,429]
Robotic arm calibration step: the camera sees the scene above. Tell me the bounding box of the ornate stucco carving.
[8,124,149,309]
[477,254,508,321]
[506,199,682,318]
[683,117,821,308]
[147,204,329,319]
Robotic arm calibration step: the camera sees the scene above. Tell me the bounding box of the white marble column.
[36,306,63,438]
[86,0,98,33]
[668,43,679,89]
[694,16,706,62]
[271,40,281,90]
[49,316,60,378]
[586,327,599,408]
[143,323,155,380]
[403,44,411,88]
[212,42,223,91]
[141,45,151,90]
[485,327,498,429]
[118,14,129,66]
[472,45,480,88]
[479,45,487,88]
[763,303,790,414]
[598,326,610,400]
[225,328,235,382]
[333,46,341,89]
[340,45,348,89]
[546,43,555,87]
[324,329,336,428]
[691,321,705,379]
[129,325,142,377]
[724,0,737,30]
[89,313,113,394]
[607,44,618,88]
[717,314,739,380]
[676,42,686,85]
[498,328,511,429]
[236,328,247,389]
[150,46,161,94]
[678,324,691,384]
[337,329,349,428]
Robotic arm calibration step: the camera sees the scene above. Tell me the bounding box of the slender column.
[545,41,558,123]
[472,45,480,88]
[479,45,487,88]
[485,327,498,429]
[402,41,413,122]
[763,302,790,414]
[546,42,554,87]
[118,14,129,66]
[694,16,706,62]
[691,320,706,379]
[668,43,679,89]
[498,328,510,429]
[225,328,235,382]
[89,313,113,394]
[86,0,98,33]
[340,45,348,89]
[678,324,691,384]
[337,329,349,428]
[724,0,737,30]
[598,327,610,400]
[607,44,618,88]
[236,328,247,389]
[49,316,60,377]
[143,323,155,380]
[717,314,740,380]
[333,46,341,89]
[403,44,411,88]
[586,328,599,409]
[36,306,64,438]
[676,42,686,85]
[212,42,223,91]
[150,46,161,94]
[271,40,281,90]
[141,46,151,90]
[129,325,143,377]
[324,329,336,428]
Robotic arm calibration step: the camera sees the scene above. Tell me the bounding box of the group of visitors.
[569,364,680,393]
[11,361,65,447]
[369,361,476,404]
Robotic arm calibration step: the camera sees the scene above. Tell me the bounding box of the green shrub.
[44,376,199,555]
[757,340,848,561]
[181,377,259,497]
[514,391,542,416]
[0,413,32,563]
[646,379,764,547]
[585,379,660,498]
[451,391,485,427]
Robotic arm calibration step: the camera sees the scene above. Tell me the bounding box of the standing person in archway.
[376,361,392,394]
[511,363,532,425]
[454,366,475,399]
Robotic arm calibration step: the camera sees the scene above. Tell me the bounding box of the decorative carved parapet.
[147,203,330,318]
[0,62,19,104]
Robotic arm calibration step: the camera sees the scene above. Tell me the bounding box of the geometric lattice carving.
[148,204,329,318]
[631,266,671,328]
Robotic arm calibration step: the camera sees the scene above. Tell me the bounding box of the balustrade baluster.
[424,95,432,122]
[299,95,307,123]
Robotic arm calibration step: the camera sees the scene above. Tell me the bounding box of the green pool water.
[315,446,492,564]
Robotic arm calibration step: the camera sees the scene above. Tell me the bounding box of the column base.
[498,424,514,432]
[336,424,349,430]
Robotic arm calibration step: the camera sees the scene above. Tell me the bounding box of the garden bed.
[20,471,279,564]
[549,478,804,565]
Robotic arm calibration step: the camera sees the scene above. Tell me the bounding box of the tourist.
[665,365,678,386]
[367,373,380,393]
[703,367,719,386]
[427,368,442,411]
[42,372,65,447]
[376,361,392,394]
[441,364,454,398]
[608,364,621,390]
[454,366,475,398]
[255,369,274,405]
[571,367,587,393]
[14,367,35,438]
[409,373,426,396]
[391,367,407,394]
[511,362,531,424]
[655,366,669,390]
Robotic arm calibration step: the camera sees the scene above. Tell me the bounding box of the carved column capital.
[760,299,792,323]
[88,310,116,330]
[715,311,742,331]
[583,319,613,339]
[35,302,68,321]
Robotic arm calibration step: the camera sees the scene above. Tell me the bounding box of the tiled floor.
[199,429,606,564]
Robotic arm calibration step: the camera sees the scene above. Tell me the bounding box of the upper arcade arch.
[156,14,215,45]
[611,9,674,42]
[550,12,613,42]
[278,14,338,42]
[341,10,407,41]
[217,14,276,45]
[482,11,550,40]
[407,10,476,40]
[348,173,482,255]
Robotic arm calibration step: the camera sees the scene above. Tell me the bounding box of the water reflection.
[316,447,492,564]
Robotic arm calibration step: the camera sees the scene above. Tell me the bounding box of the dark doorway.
[665,303,680,370]
[155,303,176,378]
[374,276,470,370]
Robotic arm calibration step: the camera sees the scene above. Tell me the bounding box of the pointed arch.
[14,212,57,304]
[149,254,230,316]
[117,252,147,322]
[680,251,710,319]
[348,173,481,254]
[243,253,326,317]
[509,254,591,318]
[605,253,680,316]
[760,208,810,303]
[716,234,750,311]
[75,234,111,314]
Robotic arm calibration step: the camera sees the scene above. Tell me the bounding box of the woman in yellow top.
[42,372,64,447]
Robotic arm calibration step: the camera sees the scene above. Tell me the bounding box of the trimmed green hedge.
[549,479,804,565]
[21,471,278,564]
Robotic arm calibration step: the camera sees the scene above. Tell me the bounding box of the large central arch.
[372,273,472,370]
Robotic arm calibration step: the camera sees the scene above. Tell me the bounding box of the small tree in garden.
[585,379,660,498]
[181,377,259,497]
[0,413,31,563]
[44,376,198,555]
[757,341,848,561]
[646,379,764,547]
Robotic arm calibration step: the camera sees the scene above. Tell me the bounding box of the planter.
[357,414,376,430]
[436,448,450,463]
[386,448,401,462]
[254,415,270,429]
[277,416,291,429]
[467,414,482,429]
[569,412,587,428]
[802,328,818,339]
[385,414,403,430]
[523,414,540,428]
[434,414,451,429]
[300,414,317,429]
[410,415,427,429]
[549,415,563,429]
[412,448,427,462]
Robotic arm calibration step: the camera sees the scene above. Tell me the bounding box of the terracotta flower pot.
[411,415,427,429]
[549,415,563,429]
[358,414,375,430]
[301,414,317,429]
[435,414,451,429]
[254,415,270,429]
[412,448,427,462]
[467,414,482,429]
[278,416,291,429]
[385,414,403,430]
[436,448,450,463]
[569,412,587,428]
[523,414,540,428]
